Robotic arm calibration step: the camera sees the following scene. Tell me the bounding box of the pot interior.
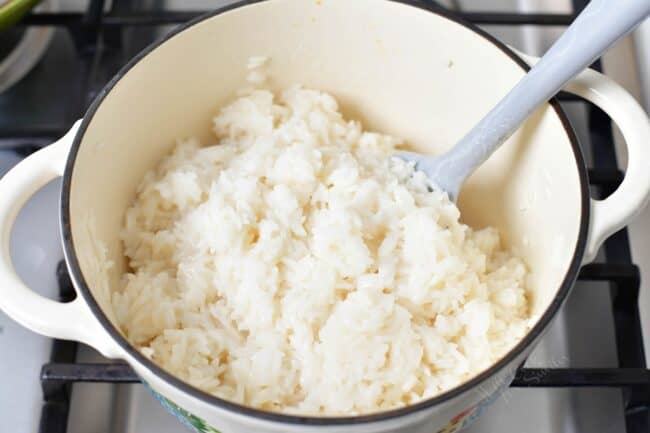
[67,0,585,381]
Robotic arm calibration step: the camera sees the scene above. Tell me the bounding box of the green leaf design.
[147,386,222,433]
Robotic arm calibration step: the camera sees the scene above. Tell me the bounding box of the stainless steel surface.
[632,21,650,110]
[0,3,107,432]
[630,18,650,366]
[0,178,62,433]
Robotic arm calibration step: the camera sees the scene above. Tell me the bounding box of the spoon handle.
[441,0,650,195]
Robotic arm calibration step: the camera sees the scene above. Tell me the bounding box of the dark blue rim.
[60,0,590,426]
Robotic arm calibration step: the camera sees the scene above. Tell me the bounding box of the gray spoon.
[396,0,650,202]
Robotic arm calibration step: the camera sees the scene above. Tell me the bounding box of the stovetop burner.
[1,1,648,433]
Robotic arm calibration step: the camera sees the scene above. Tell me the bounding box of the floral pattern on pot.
[435,374,513,433]
[147,386,221,433]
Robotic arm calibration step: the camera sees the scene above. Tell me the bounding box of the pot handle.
[517,51,650,264]
[0,121,121,357]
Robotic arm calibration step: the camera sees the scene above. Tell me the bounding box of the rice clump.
[113,85,530,415]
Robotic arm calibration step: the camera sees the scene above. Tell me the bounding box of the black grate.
[3,0,647,432]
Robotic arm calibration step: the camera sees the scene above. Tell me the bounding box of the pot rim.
[60,0,590,426]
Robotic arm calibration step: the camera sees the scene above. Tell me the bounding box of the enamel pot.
[1,1,649,432]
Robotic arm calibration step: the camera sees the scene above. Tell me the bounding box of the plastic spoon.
[396,0,650,202]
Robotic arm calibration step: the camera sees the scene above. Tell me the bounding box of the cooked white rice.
[114,85,530,415]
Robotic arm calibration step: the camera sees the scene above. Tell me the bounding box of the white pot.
[1,1,649,432]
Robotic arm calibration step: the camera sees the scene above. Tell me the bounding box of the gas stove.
[1,1,648,433]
